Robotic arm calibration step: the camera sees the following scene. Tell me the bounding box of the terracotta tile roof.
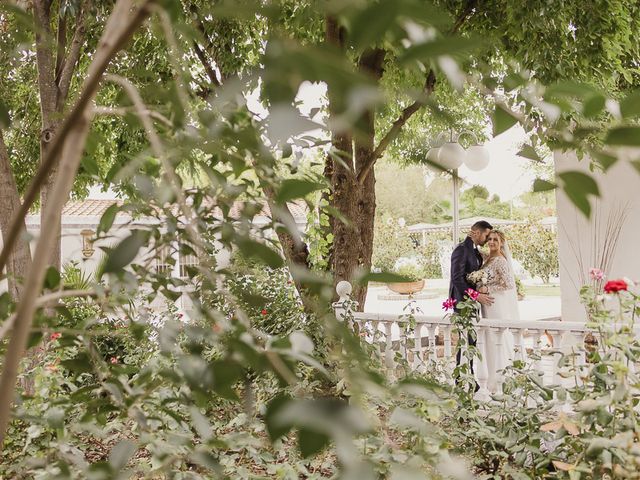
[62,199,122,217]
[53,198,308,221]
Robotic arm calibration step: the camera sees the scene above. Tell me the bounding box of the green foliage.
[393,257,425,282]
[371,217,415,272]
[506,222,559,283]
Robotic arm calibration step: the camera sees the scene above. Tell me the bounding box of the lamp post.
[426,130,490,244]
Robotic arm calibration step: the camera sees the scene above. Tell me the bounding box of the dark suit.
[449,236,483,304]
[449,236,483,375]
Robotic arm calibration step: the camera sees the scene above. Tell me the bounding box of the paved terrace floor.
[364,279,561,321]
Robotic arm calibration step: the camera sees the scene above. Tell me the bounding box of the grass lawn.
[523,285,561,296]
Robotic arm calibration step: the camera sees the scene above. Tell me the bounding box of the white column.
[555,150,640,322]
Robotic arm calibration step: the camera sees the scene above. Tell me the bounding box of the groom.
[449,220,495,373]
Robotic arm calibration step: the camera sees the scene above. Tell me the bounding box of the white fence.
[333,281,599,400]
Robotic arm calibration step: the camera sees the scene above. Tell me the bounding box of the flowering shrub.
[393,256,426,282]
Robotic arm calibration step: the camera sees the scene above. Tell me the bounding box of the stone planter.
[387,279,425,295]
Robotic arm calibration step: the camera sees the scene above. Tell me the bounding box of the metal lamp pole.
[452,168,460,245]
[426,129,490,246]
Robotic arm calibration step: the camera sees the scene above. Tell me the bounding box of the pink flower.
[442,298,457,311]
[589,268,604,280]
[110,357,118,364]
[50,332,61,341]
[465,288,479,301]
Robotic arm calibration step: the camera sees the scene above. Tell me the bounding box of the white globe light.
[426,147,440,164]
[438,142,465,170]
[464,144,490,171]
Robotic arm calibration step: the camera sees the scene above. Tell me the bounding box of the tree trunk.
[324,27,385,309]
[0,131,32,300]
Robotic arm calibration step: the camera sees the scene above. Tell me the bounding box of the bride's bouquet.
[467,269,491,289]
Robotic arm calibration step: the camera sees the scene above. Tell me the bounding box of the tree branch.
[357,70,436,184]
[0,1,153,449]
[33,0,57,117]
[57,0,89,108]
[54,9,67,81]
[192,40,221,87]
[0,289,103,342]
[0,0,153,280]
[356,0,480,184]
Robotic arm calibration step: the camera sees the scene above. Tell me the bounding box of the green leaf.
[591,151,618,172]
[298,428,330,458]
[0,100,10,128]
[355,271,412,284]
[102,230,149,274]
[620,90,640,118]
[275,179,324,203]
[517,144,541,162]
[399,36,481,64]
[82,156,100,177]
[533,179,556,192]
[604,126,640,146]
[61,353,93,374]
[348,0,398,51]
[582,94,606,118]
[559,171,599,217]
[211,359,243,400]
[545,81,599,99]
[236,238,283,268]
[109,440,136,471]
[44,266,60,289]
[493,105,518,136]
[265,394,293,442]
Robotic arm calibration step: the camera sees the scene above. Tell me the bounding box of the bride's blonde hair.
[489,230,507,255]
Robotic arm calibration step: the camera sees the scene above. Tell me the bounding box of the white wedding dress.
[480,255,520,390]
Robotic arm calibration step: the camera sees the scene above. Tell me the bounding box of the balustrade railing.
[333,281,605,400]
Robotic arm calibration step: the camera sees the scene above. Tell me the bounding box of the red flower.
[261,309,267,316]
[442,298,457,311]
[465,288,480,301]
[50,332,61,341]
[604,279,628,294]
[110,357,118,364]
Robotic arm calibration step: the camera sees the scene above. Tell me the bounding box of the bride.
[478,230,520,383]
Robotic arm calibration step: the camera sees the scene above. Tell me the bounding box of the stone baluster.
[428,325,438,363]
[492,327,504,392]
[443,326,454,380]
[384,321,394,369]
[475,326,490,400]
[549,330,563,386]
[333,281,354,322]
[513,328,525,363]
[532,329,543,373]
[572,331,587,386]
[413,323,423,371]
[371,320,381,352]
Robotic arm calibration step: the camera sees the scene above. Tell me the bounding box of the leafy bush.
[394,256,425,282]
[505,222,559,283]
[372,217,416,272]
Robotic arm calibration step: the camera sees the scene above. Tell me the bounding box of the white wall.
[555,151,640,322]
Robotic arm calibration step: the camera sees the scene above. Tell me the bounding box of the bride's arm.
[487,257,516,293]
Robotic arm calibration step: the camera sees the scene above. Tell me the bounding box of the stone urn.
[387,279,425,295]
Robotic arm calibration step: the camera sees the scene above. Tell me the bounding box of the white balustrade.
[332,282,640,400]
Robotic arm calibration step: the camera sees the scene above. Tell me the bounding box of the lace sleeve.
[487,257,516,293]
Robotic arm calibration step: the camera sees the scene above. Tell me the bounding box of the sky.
[89,82,539,202]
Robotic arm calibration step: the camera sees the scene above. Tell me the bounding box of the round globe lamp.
[438,141,465,170]
[464,144,490,171]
